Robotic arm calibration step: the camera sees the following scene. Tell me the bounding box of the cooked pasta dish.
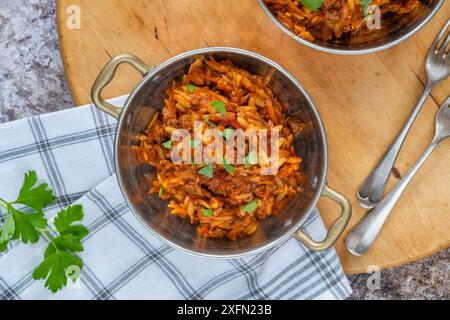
[134,57,306,240]
[263,0,425,42]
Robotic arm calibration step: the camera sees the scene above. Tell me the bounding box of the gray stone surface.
[0,0,448,300]
[349,249,449,300]
[0,0,74,122]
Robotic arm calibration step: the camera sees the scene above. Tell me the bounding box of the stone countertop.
[0,0,448,300]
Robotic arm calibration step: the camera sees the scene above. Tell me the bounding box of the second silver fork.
[346,96,450,256]
[358,18,450,208]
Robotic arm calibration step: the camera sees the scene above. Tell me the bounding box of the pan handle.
[91,53,152,119]
[294,184,352,251]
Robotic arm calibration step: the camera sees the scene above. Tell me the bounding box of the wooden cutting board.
[56,0,450,274]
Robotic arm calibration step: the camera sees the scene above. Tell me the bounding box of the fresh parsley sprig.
[0,171,53,247]
[33,204,88,293]
[0,171,89,293]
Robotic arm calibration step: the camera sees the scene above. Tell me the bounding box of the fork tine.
[432,18,450,53]
[441,32,450,57]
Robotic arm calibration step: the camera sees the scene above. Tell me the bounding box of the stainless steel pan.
[91,48,352,258]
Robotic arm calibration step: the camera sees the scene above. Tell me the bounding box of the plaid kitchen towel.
[0,96,351,300]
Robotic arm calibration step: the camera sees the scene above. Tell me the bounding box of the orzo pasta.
[263,0,426,42]
[133,57,306,240]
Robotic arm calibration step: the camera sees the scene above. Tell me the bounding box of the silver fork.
[358,18,450,208]
[346,96,450,256]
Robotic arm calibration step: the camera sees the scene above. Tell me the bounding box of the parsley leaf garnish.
[299,0,324,11]
[222,158,235,175]
[33,246,83,293]
[189,139,201,148]
[0,238,8,252]
[14,171,55,211]
[198,163,214,178]
[361,0,373,17]
[202,208,213,217]
[244,150,258,169]
[162,140,172,149]
[0,171,52,246]
[220,128,234,140]
[159,185,164,198]
[0,213,15,251]
[203,115,216,127]
[33,204,88,293]
[186,84,197,93]
[10,206,47,244]
[211,100,227,115]
[242,200,258,213]
[53,204,88,239]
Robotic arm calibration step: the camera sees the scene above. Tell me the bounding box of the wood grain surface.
[56,0,450,274]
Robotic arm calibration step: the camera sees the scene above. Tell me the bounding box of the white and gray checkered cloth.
[0,96,351,300]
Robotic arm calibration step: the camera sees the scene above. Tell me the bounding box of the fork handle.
[347,140,438,255]
[357,84,433,207]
